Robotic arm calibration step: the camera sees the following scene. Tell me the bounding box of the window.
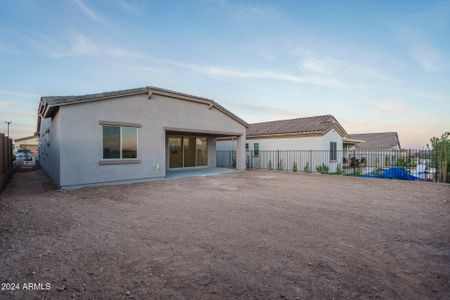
[254,143,260,156]
[245,143,249,150]
[103,126,137,159]
[330,142,337,161]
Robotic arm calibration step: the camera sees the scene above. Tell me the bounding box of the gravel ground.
[0,169,449,299]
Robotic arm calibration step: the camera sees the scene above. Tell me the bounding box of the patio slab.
[166,167,240,180]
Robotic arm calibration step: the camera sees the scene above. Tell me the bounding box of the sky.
[0,0,449,148]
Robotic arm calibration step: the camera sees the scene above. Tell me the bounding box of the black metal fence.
[217,149,449,183]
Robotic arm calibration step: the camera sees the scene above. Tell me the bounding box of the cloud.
[159,60,351,89]
[0,88,38,98]
[239,104,302,118]
[73,0,103,23]
[389,1,449,72]
[296,51,400,83]
[369,100,409,114]
[409,42,442,71]
[44,34,143,60]
[114,0,142,15]
[0,101,10,109]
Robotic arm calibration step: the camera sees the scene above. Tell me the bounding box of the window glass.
[254,143,260,156]
[245,143,249,150]
[196,137,208,166]
[103,126,120,159]
[183,137,196,167]
[169,137,183,168]
[122,127,137,158]
[330,142,337,161]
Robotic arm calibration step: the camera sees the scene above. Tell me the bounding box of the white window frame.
[102,125,139,160]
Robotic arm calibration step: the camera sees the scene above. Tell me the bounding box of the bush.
[396,158,406,167]
[268,160,273,170]
[336,163,343,175]
[303,162,310,173]
[360,157,367,167]
[316,163,329,174]
[293,161,298,172]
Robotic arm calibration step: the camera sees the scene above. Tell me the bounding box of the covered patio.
[165,127,246,172]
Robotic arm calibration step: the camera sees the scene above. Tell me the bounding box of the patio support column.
[208,137,216,167]
[236,135,246,170]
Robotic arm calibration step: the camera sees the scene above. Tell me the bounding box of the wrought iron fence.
[216,149,449,183]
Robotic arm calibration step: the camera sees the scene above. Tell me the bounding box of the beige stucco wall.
[41,93,246,188]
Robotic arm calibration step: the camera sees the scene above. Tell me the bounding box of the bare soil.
[1,169,449,299]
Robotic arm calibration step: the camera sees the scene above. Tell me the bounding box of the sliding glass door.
[168,137,183,168]
[168,136,208,169]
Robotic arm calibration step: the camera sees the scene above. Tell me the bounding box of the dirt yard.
[0,170,449,299]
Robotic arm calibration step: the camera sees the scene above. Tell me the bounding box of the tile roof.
[349,132,400,149]
[247,115,347,137]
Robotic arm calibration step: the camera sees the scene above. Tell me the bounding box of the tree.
[430,132,449,183]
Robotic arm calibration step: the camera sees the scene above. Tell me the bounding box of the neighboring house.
[349,132,401,150]
[344,132,401,169]
[217,115,351,172]
[37,86,247,188]
[14,135,39,156]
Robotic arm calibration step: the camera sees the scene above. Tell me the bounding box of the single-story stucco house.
[217,115,359,172]
[14,135,39,157]
[347,132,401,150]
[343,132,401,169]
[37,86,248,188]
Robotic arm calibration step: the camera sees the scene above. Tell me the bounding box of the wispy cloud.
[239,104,302,118]
[397,27,442,71]
[157,60,351,89]
[388,1,449,72]
[114,0,142,16]
[24,33,144,60]
[0,88,38,98]
[73,0,103,23]
[369,100,409,114]
[296,51,400,83]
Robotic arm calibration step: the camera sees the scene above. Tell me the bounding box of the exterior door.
[168,137,183,168]
[168,136,208,169]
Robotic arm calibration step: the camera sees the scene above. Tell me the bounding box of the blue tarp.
[362,167,420,181]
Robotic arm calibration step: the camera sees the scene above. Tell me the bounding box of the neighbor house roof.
[37,86,248,131]
[246,115,348,138]
[14,135,38,143]
[349,132,400,149]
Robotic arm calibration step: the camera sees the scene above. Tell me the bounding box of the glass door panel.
[196,137,208,166]
[183,137,196,167]
[168,137,182,168]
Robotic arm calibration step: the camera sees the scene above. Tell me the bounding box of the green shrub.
[396,158,406,167]
[336,163,342,175]
[268,160,273,170]
[303,162,310,173]
[293,161,298,172]
[316,163,329,174]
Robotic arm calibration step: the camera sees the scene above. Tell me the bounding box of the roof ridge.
[351,132,397,135]
[249,114,334,125]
